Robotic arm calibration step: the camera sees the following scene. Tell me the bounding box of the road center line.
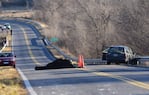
[21,26,41,65]
[18,26,41,95]
[12,24,37,95]
[79,68,149,90]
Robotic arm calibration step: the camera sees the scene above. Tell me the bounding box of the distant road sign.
[50,37,58,43]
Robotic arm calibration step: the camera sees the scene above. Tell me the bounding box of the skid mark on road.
[78,68,149,90]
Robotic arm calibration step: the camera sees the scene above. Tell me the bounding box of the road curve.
[0,20,149,95]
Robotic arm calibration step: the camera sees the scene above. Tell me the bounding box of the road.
[1,20,149,95]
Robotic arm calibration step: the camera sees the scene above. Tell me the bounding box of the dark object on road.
[35,59,75,70]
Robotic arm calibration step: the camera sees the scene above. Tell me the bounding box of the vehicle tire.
[107,62,111,65]
[136,60,140,65]
[130,58,138,65]
[13,65,16,68]
[10,30,12,35]
[116,63,120,65]
[126,61,130,64]
[102,53,107,60]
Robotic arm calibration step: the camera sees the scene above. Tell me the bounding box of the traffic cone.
[81,55,85,68]
[78,55,85,68]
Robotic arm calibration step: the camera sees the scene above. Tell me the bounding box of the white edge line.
[0,41,8,52]
[17,68,37,95]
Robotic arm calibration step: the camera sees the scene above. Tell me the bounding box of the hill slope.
[33,0,149,58]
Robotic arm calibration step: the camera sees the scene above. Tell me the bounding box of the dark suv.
[104,45,135,65]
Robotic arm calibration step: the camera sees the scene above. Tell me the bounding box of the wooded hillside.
[33,0,149,58]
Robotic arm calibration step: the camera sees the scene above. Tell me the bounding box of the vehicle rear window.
[0,53,13,57]
[108,47,124,53]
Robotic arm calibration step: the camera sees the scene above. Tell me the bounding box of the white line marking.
[22,26,41,65]
[17,68,37,95]
[16,24,40,95]
[0,41,7,52]
[12,24,37,95]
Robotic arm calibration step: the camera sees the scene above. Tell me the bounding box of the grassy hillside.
[33,0,149,58]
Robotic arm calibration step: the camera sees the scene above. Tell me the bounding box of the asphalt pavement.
[1,20,149,95]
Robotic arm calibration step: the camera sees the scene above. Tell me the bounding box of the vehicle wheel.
[13,65,16,68]
[107,62,111,65]
[136,60,140,65]
[130,59,138,65]
[116,63,120,65]
[126,61,130,64]
[10,30,12,35]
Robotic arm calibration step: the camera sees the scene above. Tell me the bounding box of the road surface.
[0,20,149,95]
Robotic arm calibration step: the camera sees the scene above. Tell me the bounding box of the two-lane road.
[1,20,149,95]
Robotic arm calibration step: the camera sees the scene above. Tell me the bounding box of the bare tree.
[33,0,149,58]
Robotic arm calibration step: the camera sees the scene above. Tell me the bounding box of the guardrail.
[43,38,106,65]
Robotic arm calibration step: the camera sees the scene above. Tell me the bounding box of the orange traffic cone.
[78,55,85,68]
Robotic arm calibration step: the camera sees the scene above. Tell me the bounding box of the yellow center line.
[78,68,149,90]
[21,26,41,65]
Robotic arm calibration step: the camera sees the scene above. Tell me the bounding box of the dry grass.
[0,67,27,95]
[47,46,64,59]
[0,11,34,18]
[47,46,78,66]
[2,46,12,52]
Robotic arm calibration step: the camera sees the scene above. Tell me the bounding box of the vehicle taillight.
[10,58,15,62]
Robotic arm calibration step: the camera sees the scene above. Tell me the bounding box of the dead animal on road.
[35,59,75,70]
